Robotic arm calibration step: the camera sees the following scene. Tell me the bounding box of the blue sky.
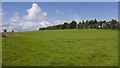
[3,2,118,22]
[2,2,118,31]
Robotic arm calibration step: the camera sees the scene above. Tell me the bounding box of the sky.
[2,0,120,2]
[1,2,118,32]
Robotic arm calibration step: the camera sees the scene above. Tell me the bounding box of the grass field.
[2,29,118,66]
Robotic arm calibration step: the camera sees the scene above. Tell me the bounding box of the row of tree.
[39,19,119,30]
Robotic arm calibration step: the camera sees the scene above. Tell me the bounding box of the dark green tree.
[69,21,77,29]
[62,22,68,29]
[78,22,84,29]
[4,29,7,32]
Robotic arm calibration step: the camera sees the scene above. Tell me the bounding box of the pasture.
[2,29,118,66]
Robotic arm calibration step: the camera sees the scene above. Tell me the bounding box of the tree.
[56,25,62,29]
[69,21,77,29]
[84,20,89,29]
[12,30,14,32]
[95,19,97,23]
[78,22,84,29]
[109,19,118,29]
[4,29,7,32]
[39,19,118,30]
[62,22,68,29]
[89,20,95,29]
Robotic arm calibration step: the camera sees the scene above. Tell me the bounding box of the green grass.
[2,29,118,66]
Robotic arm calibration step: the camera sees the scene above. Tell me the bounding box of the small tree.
[12,30,14,32]
[4,29,7,32]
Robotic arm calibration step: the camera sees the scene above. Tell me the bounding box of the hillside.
[2,29,118,66]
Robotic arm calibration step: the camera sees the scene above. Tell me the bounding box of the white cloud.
[53,20,68,25]
[7,13,51,32]
[52,15,81,26]
[40,21,52,27]
[21,21,52,31]
[3,3,82,32]
[23,3,47,21]
[10,12,21,23]
[69,14,81,23]
[3,3,51,32]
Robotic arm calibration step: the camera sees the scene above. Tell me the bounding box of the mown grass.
[2,29,118,66]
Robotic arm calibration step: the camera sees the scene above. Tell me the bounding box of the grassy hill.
[2,29,118,66]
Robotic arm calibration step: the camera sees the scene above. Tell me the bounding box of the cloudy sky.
[2,2,118,32]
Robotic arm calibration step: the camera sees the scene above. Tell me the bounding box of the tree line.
[39,19,119,30]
